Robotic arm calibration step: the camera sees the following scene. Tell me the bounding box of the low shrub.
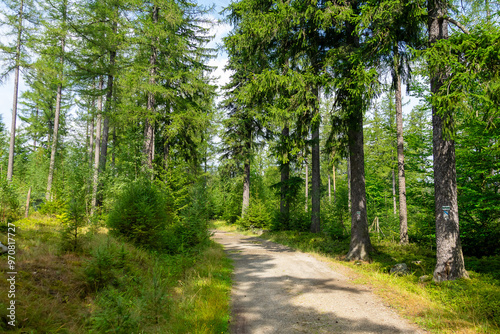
[107,179,179,250]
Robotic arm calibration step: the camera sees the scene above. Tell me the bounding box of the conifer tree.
[0,0,37,181]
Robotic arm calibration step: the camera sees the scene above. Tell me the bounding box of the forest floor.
[212,230,426,334]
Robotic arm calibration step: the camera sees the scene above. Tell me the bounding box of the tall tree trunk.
[328,173,331,203]
[310,106,321,233]
[280,125,290,227]
[25,187,31,218]
[7,0,24,182]
[242,158,250,217]
[394,67,409,244]
[305,161,308,212]
[346,110,373,260]
[91,79,104,215]
[46,13,66,201]
[144,6,159,175]
[88,109,94,170]
[347,156,351,210]
[428,0,468,281]
[392,169,397,215]
[99,50,115,174]
[333,164,337,202]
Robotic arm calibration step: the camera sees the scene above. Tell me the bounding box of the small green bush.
[58,197,87,253]
[237,197,271,229]
[39,200,66,216]
[107,179,178,250]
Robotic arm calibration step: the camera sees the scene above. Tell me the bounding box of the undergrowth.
[0,214,232,333]
[259,229,500,334]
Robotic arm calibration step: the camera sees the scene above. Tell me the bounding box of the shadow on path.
[212,231,424,334]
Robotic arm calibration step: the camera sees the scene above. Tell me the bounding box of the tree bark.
[428,0,468,281]
[394,67,409,244]
[392,169,397,215]
[7,0,24,182]
[346,110,373,260]
[328,173,331,203]
[305,160,308,212]
[88,110,94,170]
[25,187,31,218]
[347,156,351,210]
[46,10,66,201]
[91,79,104,215]
[280,126,290,227]
[242,158,250,217]
[333,164,337,202]
[99,51,115,174]
[310,109,321,233]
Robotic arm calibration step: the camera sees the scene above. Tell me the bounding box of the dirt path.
[212,230,426,334]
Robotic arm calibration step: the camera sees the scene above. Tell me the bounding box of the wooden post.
[25,187,31,218]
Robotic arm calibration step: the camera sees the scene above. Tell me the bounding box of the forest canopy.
[0,0,499,284]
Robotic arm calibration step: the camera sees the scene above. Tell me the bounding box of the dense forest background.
[0,0,499,278]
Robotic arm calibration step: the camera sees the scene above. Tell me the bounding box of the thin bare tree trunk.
[46,0,66,201]
[25,187,31,218]
[99,51,115,174]
[328,174,331,203]
[347,156,351,210]
[88,110,94,169]
[428,0,468,281]
[7,0,24,182]
[392,169,397,215]
[242,158,250,217]
[333,164,337,202]
[305,161,308,212]
[91,79,104,215]
[144,6,159,175]
[394,68,408,244]
[280,125,290,227]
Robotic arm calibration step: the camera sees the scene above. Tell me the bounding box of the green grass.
[0,214,233,333]
[258,229,500,334]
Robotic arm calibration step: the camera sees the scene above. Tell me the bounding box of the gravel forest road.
[212,230,426,334]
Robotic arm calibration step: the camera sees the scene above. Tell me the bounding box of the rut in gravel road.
[212,230,426,334]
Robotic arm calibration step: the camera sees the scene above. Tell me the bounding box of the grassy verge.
[0,214,233,333]
[258,230,500,334]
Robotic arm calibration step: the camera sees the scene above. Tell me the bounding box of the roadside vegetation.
[0,208,232,333]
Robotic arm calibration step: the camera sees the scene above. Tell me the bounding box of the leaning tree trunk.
[46,23,66,201]
[7,0,24,182]
[428,0,468,281]
[394,66,409,244]
[280,125,290,227]
[346,110,373,260]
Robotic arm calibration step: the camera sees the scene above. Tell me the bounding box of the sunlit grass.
[0,215,233,333]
